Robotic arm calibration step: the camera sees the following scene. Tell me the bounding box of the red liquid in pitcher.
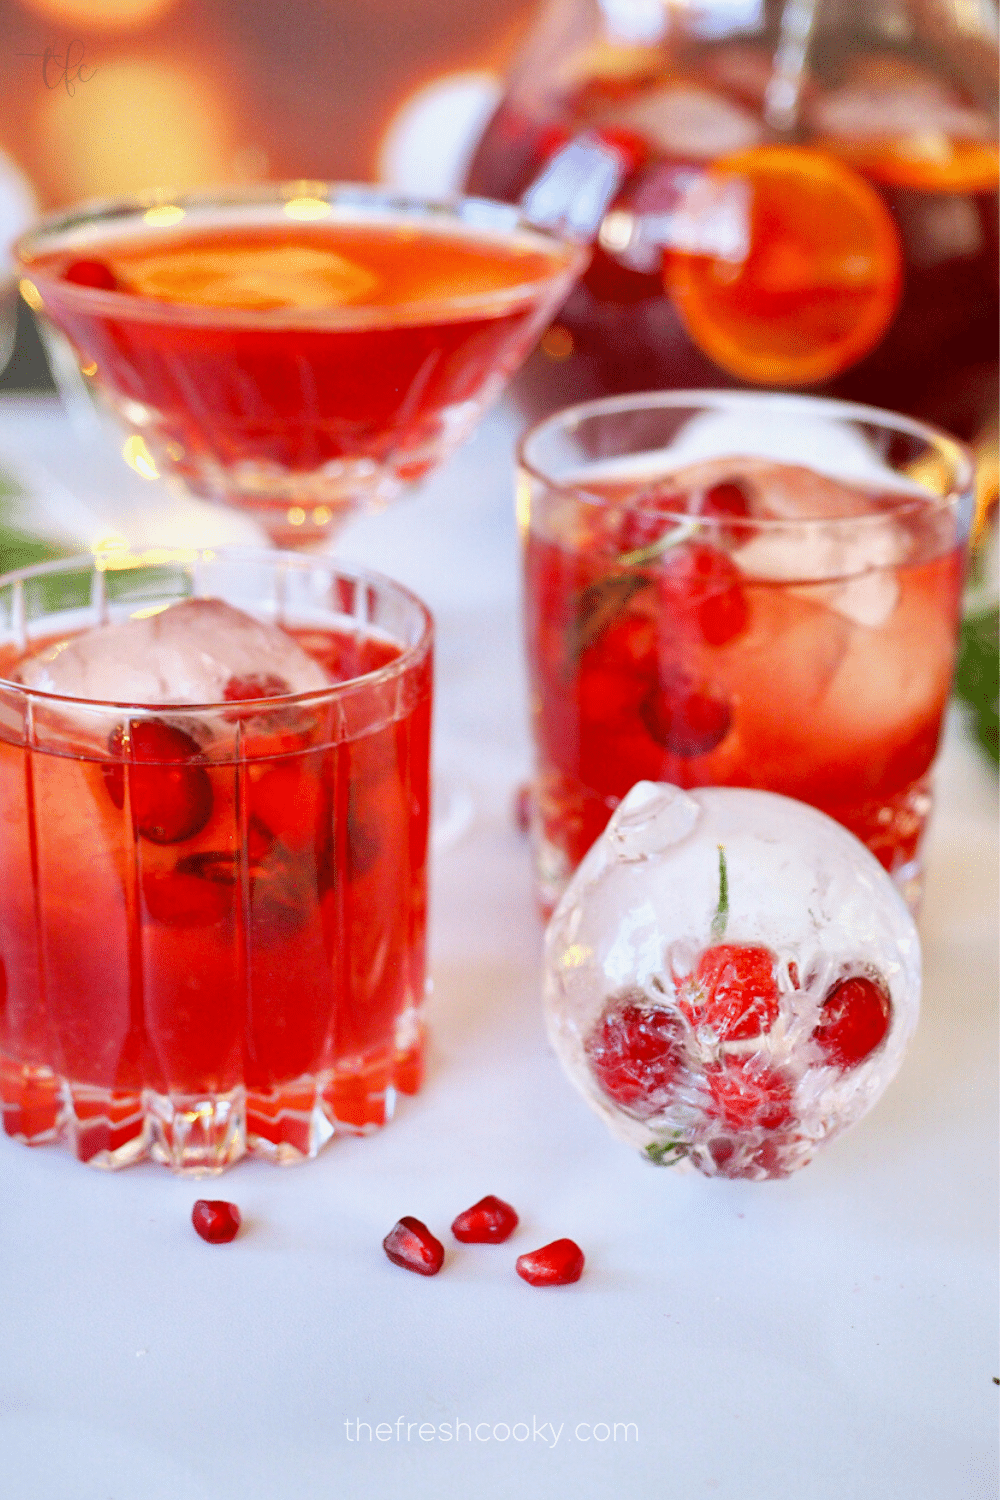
[469,45,998,441]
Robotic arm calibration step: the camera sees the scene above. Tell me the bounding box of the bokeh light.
[35,56,235,200]
[15,0,180,31]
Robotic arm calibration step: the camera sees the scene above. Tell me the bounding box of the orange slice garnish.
[816,135,999,193]
[663,145,903,386]
[114,245,380,310]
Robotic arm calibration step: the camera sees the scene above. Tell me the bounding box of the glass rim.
[0,545,433,713]
[16,180,588,332]
[516,388,976,527]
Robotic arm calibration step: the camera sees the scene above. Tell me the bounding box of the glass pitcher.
[466,0,999,446]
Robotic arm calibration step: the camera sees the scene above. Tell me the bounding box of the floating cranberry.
[813,973,891,1069]
[103,719,213,844]
[700,480,753,543]
[703,1058,794,1133]
[640,672,732,758]
[142,867,231,927]
[683,944,780,1041]
[223,672,290,703]
[451,1195,519,1244]
[658,542,749,646]
[63,257,119,290]
[585,997,684,1116]
[383,1216,445,1276]
[192,1199,241,1244]
[516,1238,585,1287]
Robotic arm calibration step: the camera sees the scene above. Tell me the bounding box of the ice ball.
[15,597,330,704]
[543,781,920,1180]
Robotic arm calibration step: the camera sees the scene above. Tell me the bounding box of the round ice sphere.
[543,782,920,1180]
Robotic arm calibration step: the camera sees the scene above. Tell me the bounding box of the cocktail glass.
[16,183,586,549]
[519,390,974,915]
[0,547,432,1172]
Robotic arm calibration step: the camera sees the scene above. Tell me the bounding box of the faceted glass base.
[0,1035,423,1174]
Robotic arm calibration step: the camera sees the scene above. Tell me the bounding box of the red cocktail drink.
[17,186,585,547]
[0,550,432,1171]
[520,392,973,913]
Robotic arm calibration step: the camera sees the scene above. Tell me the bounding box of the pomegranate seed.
[451,1195,519,1244]
[585,996,684,1116]
[516,1238,585,1287]
[383,1216,445,1276]
[191,1199,241,1243]
[63,257,119,290]
[682,944,780,1040]
[104,719,213,844]
[640,672,732,757]
[703,1058,794,1133]
[813,973,892,1069]
[658,542,748,646]
[513,783,532,834]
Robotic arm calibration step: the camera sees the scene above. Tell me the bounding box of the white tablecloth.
[0,396,996,1500]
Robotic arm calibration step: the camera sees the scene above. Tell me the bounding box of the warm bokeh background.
[0,0,534,207]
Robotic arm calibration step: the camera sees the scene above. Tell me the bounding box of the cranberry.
[142,867,231,927]
[700,480,753,544]
[640,672,732,758]
[451,1195,519,1244]
[585,997,684,1116]
[813,973,892,1069]
[516,1238,585,1287]
[658,542,748,646]
[103,719,213,844]
[383,1216,445,1276]
[223,672,290,703]
[63,257,119,290]
[191,1199,241,1243]
[682,944,780,1040]
[703,1058,794,1132]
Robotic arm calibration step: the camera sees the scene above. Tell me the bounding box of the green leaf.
[0,521,68,576]
[710,844,729,941]
[564,517,700,666]
[954,607,999,768]
[644,1138,686,1167]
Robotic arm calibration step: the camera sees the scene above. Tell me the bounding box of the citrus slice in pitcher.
[818,135,999,194]
[663,145,903,386]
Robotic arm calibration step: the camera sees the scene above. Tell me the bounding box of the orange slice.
[114,245,380,310]
[663,145,903,386]
[816,134,999,193]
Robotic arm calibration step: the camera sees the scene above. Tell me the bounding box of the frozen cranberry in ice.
[703,1057,795,1132]
[451,1195,519,1244]
[383,1216,445,1276]
[103,719,213,844]
[683,943,780,1040]
[586,996,684,1116]
[516,1238,585,1286]
[813,973,892,1069]
[192,1199,241,1243]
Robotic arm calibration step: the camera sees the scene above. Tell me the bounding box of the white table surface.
[0,395,997,1500]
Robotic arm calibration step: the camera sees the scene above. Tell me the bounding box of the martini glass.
[15,182,586,550]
